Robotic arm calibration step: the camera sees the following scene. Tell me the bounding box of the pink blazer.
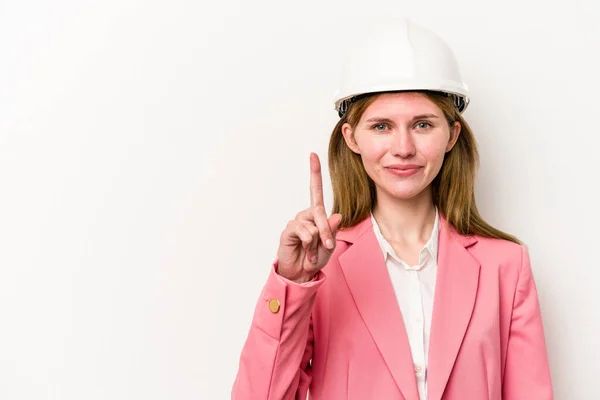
[232,214,553,399]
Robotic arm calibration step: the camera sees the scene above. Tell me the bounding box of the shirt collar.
[370,207,440,266]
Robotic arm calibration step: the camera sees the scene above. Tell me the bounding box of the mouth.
[385,166,422,177]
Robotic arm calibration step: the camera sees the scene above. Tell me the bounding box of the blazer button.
[268,298,281,313]
[414,365,423,373]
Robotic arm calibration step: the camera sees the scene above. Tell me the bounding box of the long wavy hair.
[328,90,520,244]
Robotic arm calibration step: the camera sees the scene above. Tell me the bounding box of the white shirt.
[370,207,439,400]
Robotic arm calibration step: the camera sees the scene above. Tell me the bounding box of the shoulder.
[469,234,529,276]
[472,235,523,257]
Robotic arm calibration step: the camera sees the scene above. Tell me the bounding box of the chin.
[387,185,427,200]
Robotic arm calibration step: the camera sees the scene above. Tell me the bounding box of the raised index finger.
[309,152,334,249]
[310,152,325,207]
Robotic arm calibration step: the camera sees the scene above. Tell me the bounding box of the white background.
[1,0,599,399]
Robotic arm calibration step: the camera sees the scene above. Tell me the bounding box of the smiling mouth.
[385,166,422,177]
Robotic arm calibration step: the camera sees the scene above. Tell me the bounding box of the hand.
[276,153,342,283]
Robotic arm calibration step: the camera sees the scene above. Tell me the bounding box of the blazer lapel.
[338,217,420,400]
[426,215,480,400]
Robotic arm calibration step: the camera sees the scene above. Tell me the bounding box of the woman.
[232,19,553,400]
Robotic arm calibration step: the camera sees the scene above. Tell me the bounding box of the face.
[341,92,461,202]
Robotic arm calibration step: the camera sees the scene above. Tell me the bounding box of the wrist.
[275,266,316,284]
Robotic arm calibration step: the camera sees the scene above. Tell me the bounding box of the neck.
[371,187,436,244]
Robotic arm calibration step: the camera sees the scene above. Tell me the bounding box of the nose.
[389,127,416,157]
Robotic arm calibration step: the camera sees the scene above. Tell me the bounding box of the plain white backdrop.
[1,0,599,399]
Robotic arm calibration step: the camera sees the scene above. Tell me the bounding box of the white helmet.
[333,18,470,117]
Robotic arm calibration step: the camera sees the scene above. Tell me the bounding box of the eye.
[371,123,389,131]
[415,121,432,129]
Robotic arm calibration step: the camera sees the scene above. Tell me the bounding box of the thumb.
[328,213,343,234]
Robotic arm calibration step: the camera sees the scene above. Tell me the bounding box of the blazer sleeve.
[232,259,325,400]
[502,245,554,399]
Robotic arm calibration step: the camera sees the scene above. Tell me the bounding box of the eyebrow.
[364,114,441,123]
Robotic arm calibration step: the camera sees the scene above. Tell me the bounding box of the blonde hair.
[327,90,521,244]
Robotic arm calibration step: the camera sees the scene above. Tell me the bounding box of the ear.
[445,121,461,152]
[341,122,361,154]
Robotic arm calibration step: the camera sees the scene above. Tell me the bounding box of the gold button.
[268,299,281,313]
[414,365,422,373]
